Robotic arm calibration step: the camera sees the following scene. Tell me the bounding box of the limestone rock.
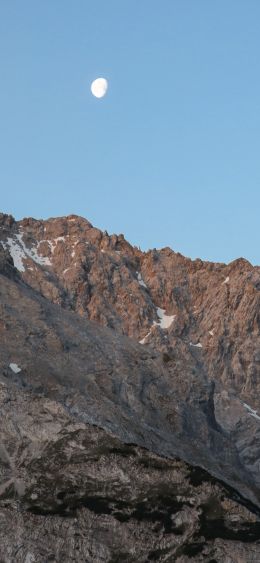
[0,213,260,561]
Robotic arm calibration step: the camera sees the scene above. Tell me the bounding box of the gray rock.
[0,214,260,561]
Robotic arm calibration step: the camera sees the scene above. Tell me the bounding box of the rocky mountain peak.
[0,212,260,561]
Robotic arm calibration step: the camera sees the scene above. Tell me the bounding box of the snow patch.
[1,238,26,272]
[155,307,175,329]
[70,240,82,259]
[45,240,55,253]
[222,276,230,285]
[209,330,214,336]
[139,330,152,345]
[190,342,203,348]
[136,271,147,288]
[2,233,51,272]
[140,307,175,344]
[1,233,52,270]
[243,403,260,422]
[41,237,66,254]
[16,234,52,267]
[9,363,21,374]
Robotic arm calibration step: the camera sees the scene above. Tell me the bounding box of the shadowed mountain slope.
[0,213,260,561]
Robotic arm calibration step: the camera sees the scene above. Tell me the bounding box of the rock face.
[0,212,260,561]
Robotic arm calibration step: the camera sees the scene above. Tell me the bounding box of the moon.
[91,77,108,98]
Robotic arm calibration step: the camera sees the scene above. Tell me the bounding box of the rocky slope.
[0,213,260,561]
[0,212,259,399]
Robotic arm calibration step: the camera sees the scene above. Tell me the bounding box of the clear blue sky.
[0,1,259,264]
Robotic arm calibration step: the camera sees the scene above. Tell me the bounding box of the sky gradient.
[0,1,259,264]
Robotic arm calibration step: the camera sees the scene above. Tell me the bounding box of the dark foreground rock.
[1,382,260,562]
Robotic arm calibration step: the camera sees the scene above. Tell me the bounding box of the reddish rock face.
[0,212,259,403]
[0,212,260,561]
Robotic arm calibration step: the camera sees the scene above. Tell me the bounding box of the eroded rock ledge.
[1,381,260,563]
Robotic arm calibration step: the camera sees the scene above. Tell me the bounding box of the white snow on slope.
[155,307,175,329]
[45,240,55,253]
[139,331,152,345]
[40,237,66,254]
[190,342,203,348]
[70,240,88,259]
[222,276,230,285]
[136,271,147,288]
[243,403,260,422]
[1,233,51,271]
[9,363,21,374]
[16,234,51,267]
[139,308,175,345]
[2,238,26,272]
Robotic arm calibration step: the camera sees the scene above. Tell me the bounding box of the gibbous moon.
[91,77,108,98]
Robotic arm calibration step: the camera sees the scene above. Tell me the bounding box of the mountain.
[0,212,260,562]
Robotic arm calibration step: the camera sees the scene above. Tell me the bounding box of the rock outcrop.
[0,212,260,561]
